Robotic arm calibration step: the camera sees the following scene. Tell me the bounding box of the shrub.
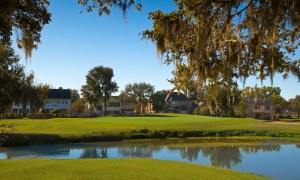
[51,109,61,113]
[234,101,249,117]
[28,113,52,119]
[2,114,23,119]
[199,107,211,116]
[193,107,200,115]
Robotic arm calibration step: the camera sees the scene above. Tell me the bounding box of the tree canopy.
[78,0,300,107]
[150,90,169,113]
[120,82,155,114]
[289,95,300,118]
[0,44,50,116]
[0,44,24,115]
[242,86,281,99]
[142,0,300,93]
[0,0,51,59]
[81,66,118,116]
[78,0,142,16]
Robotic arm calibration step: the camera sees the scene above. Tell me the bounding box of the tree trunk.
[140,104,143,114]
[22,101,27,117]
[104,101,107,116]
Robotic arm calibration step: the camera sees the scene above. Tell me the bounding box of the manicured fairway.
[1,114,300,136]
[0,159,269,180]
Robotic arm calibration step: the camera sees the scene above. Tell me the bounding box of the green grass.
[1,114,300,145]
[0,159,269,180]
[2,114,300,135]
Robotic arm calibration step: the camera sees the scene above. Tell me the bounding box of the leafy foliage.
[0,45,24,115]
[81,66,118,115]
[78,0,142,17]
[289,95,300,118]
[120,82,155,114]
[70,98,87,114]
[202,83,241,117]
[194,106,210,116]
[150,90,169,113]
[70,89,80,103]
[142,0,300,101]
[77,1,300,117]
[0,0,51,59]
[242,86,281,99]
[234,101,249,118]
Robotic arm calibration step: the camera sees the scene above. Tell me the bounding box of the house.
[11,102,30,114]
[165,92,194,114]
[11,89,71,114]
[90,96,135,116]
[44,89,71,113]
[246,98,275,120]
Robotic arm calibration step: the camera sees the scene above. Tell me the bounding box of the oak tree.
[0,0,51,59]
[120,82,154,114]
[81,66,118,116]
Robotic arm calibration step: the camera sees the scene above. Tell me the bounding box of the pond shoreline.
[2,129,300,146]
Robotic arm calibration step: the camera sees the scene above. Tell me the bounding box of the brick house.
[246,98,275,120]
[165,92,194,114]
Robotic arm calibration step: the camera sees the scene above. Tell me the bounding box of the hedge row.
[2,129,300,146]
[1,114,23,119]
[1,113,72,119]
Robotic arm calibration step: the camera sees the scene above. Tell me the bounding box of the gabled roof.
[246,98,274,105]
[165,92,192,102]
[47,89,71,99]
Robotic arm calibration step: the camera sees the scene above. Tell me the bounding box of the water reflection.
[241,144,281,153]
[0,141,286,166]
[201,146,241,168]
[178,147,201,162]
[118,146,156,158]
[80,148,107,158]
[1,140,299,180]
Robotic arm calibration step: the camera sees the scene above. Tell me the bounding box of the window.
[113,111,120,115]
[171,101,177,107]
[109,102,120,107]
[265,106,270,111]
[254,106,260,110]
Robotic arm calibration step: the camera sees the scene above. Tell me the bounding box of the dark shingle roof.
[165,92,192,102]
[246,98,274,105]
[47,89,71,99]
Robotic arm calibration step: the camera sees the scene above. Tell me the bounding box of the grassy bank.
[0,159,269,180]
[1,114,300,145]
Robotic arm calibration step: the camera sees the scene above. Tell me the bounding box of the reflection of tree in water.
[80,148,107,158]
[241,145,281,154]
[178,147,201,162]
[201,146,241,169]
[118,146,155,158]
[296,145,300,149]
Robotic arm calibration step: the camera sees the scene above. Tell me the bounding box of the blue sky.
[16,0,299,99]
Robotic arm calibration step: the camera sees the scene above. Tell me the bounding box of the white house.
[11,102,31,113]
[11,89,71,114]
[44,89,71,113]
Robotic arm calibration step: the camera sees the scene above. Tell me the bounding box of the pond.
[1,139,300,180]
